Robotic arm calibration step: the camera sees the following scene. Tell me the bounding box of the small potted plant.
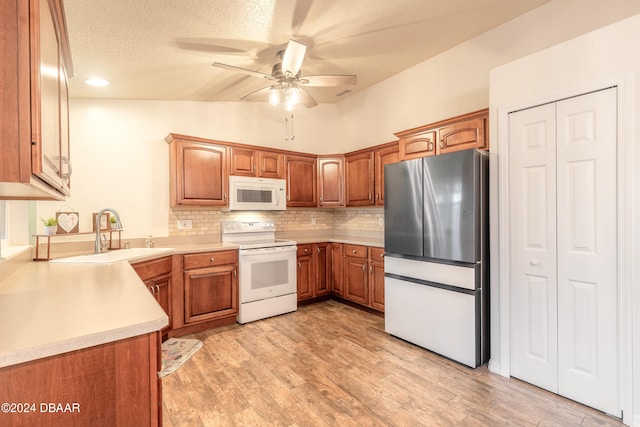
[110,215,118,230]
[41,217,58,235]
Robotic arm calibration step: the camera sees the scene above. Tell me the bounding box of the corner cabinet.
[0,0,74,200]
[317,157,344,207]
[395,109,488,160]
[166,134,229,207]
[131,256,173,338]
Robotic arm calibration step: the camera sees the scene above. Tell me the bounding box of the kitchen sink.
[50,247,174,264]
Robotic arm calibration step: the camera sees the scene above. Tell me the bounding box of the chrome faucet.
[94,208,123,253]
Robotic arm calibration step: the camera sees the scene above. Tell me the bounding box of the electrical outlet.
[311,217,316,225]
[379,217,384,226]
[177,219,192,230]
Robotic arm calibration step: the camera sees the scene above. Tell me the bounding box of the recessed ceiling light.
[85,78,109,87]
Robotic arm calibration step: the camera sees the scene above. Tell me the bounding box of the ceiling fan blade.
[212,62,274,81]
[281,40,307,76]
[298,87,318,108]
[300,74,357,87]
[240,86,271,102]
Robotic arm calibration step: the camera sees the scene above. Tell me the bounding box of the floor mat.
[159,338,203,378]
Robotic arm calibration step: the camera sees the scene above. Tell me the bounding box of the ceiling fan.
[212,40,357,110]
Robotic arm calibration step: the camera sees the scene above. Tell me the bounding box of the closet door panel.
[556,88,619,416]
[508,103,558,392]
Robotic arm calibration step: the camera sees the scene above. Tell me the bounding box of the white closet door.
[509,103,558,392]
[509,88,619,417]
[556,88,618,416]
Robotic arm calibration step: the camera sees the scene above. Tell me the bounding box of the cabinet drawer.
[369,247,385,262]
[344,244,367,259]
[184,250,238,270]
[131,256,172,281]
[297,243,313,257]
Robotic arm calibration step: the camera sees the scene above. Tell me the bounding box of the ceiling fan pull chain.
[284,114,295,141]
[291,114,295,141]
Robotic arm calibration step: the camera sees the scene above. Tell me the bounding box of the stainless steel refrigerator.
[384,148,488,368]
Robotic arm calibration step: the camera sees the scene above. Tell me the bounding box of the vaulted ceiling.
[64,0,551,105]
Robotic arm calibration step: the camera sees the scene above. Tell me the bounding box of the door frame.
[493,74,633,422]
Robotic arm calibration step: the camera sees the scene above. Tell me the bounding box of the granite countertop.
[0,232,382,369]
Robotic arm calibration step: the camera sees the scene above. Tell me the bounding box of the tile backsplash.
[168,208,384,236]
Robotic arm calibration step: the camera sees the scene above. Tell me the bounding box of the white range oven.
[222,220,297,324]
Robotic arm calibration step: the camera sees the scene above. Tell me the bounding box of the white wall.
[489,14,640,425]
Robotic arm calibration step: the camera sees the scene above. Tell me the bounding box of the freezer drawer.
[384,276,481,367]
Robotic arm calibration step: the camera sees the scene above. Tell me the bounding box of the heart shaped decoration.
[57,213,79,233]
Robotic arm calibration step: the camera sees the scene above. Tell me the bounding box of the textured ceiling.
[63,0,550,105]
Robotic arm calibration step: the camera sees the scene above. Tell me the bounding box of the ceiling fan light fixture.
[269,86,280,106]
[290,85,300,104]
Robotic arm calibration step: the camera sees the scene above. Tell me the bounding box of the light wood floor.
[161,300,623,426]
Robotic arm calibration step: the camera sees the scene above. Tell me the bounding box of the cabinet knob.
[210,257,215,262]
[352,249,357,253]
[304,248,308,253]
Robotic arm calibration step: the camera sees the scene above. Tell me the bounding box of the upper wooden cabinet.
[285,154,317,207]
[317,157,344,207]
[345,151,374,207]
[395,109,488,160]
[0,0,74,200]
[230,147,284,179]
[345,141,398,207]
[166,135,228,207]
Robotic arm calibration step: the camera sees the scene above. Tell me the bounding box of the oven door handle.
[240,245,297,256]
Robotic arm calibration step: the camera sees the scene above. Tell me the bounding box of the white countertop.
[0,234,382,369]
[0,261,168,368]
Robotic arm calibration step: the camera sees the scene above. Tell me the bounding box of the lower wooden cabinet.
[183,250,238,324]
[330,243,344,296]
[0,332,162,426]
[297,243,331,302]
[132,256,173,336]
[339,244,385,312]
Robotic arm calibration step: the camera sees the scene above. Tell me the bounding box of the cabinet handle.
[429,142,433,152]
[361,264,365,272]
[320,196,323,202]
[223,193,227,200]
[148,285,154,295]
[530,260,541,266]
[439,139,444,149]
[376,193,380,201]
[298,262,301,269]
[253,164,256,171]
[370,265,373,273]
[262,165,265,172]
[155,284,160,295]
[234,269,237,278]
[317,247,320,254]
[61,156,72,180]
[210,257,215,262]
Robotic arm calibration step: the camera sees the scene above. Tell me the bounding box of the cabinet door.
[184,265,237,324]
[330,243,344,296]
[437,116,486,154]
[258,151,284,179]
[30,0,65,192]
[399,130,436,160]
[345,151,374,206]
[343,257,368,305]
[145,274,172,333]
[369,261,385,311]
[230,147,256,176]
[297,255,313,300]
[171,140,228,207]
[318,157,344,207]
[314,243,331,296]
[285,154,317,207]
[374,144,399,205]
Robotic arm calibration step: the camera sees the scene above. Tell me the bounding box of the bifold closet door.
[509,88,619,417]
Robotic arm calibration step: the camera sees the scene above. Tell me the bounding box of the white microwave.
[225,176,287,211]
